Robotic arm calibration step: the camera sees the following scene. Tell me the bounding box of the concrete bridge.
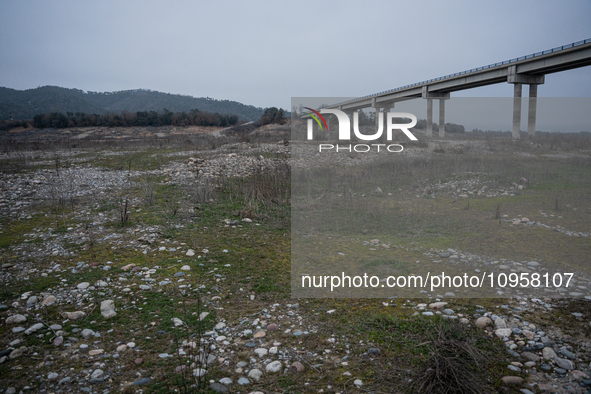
[325,38,591,139]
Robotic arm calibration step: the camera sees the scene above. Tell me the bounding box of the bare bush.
[119,196,130,226]
[189,177,215,207]
[164,191,180,218]
[407,319,494,394]
[165,291,211,393]
[219,163,290,218]
[140,176,157,206]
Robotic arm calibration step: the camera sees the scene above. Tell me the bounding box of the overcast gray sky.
[1,0,590,110]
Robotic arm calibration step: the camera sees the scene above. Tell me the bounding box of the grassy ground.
[0,133,590,393]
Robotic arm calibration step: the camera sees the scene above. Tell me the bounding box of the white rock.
[494,318,507,329]
[494,328,512,338]
[254,348,268,357]
[91,369,103,379]
[81,329,95,339]
[266,361,282,373]
[77,282,90,290]
[181,265,191,271]
[9,348,24,358]
[429,302,447,310]
[193,368,207,377]
[186,249,195,256]
[475,317,492,329]
[5,315,27,324]
[247,369,262,381]
[542,347,557,360]
[41,295,57,306]
[100,300,116,319]
[172,318,184,327]
[523,330,535,340]
[25,323,44,335]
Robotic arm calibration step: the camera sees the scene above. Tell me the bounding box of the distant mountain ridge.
[0,86,265,121]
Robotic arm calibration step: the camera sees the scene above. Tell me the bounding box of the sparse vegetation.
[0,128,589,393]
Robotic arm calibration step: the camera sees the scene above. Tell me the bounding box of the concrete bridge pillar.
[439,98,446,138]
[375,108,381,128]
[422,86,450,139]
[426,98,433,137]
[527,84,538,138]
[508,66,545,139]
[348,111,355,135]
[512,83,522,139]
[371,98,381,129]
[375,103,394,129]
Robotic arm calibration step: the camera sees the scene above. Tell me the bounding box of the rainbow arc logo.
[304,107,328,131]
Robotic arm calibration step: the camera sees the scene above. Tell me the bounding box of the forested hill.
[0,86,265,121]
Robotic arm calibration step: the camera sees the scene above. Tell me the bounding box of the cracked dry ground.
[1,133,591,394]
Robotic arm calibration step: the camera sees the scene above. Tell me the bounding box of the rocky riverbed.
[1,131,590,393]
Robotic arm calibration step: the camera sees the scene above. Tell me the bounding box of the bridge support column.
[422,86,450,139]
[512,83,522,139]
[380,104,394,142]
[527,84,538,138]
[372,99,395,142]
[508,66,545,139]
[375,108,381,128]
[439,99,446,138]
[349,111,355,135]
[426,98,433,137]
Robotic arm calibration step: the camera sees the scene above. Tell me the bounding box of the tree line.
[257,107,286,126]
[0,86,266,121]
[415,119,465,133]
[32,109,240,129]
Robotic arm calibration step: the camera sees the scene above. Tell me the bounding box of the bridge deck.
[329,38,591,111]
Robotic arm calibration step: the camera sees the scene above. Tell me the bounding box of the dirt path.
[212,121,255,137]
